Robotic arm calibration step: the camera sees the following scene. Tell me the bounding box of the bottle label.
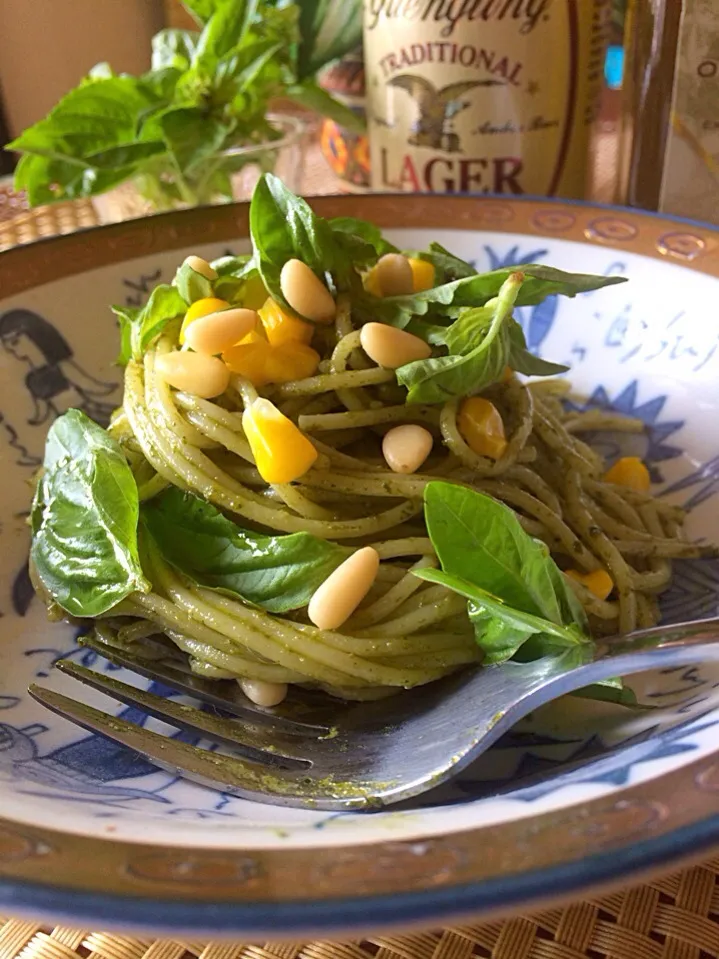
[660,0,719,223]
[364,0,608,198]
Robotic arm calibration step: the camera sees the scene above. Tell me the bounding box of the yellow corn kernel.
[408,257,435,292]
[222,339,273,386]
[364,266,383,297]
[242,274,269,311]
[566,568,614,601]
[259,298,314,347]
[239,328,266,346]
[457,397,508,460]
[180,297,230,344]
[242,398,318,484]
[264,343,321,384]
[603,456,651,492]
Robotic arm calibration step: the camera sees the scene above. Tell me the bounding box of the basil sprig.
[397,272,569,404]
[7,1,363,209]
[416,482,635,704]
[112,285,187,365]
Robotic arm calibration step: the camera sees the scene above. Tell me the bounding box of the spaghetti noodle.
[103,305,703,699]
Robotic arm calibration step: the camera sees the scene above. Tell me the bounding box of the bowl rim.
[1,191,719,936]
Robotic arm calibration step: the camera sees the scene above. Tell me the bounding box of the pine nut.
[376,253,414,296]
[184,255,218,281]
[382,424,434,474]
[183,308,258,355]
[239,678,288,707]
[308,547,380,630]
[155,351,230,399]
[280,259,336,324]
[360,323,432,369]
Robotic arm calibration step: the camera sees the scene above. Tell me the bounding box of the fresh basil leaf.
[397,275,572,403]
[415,567,584,661]
[139,67,183,104]
[422,481,589,632]
[250,172,338,310]
[397,272,521,404]
[359,264,627,330]
[12,154,84,206]
[573,677,643,707]
[181,0,217,25]
[192,0,258,70]
[406,242,477,284]
[419,482,633,697]
[441,304,494,351]
[14,151,140,205]
[84,141,166,170]
[133,285,187,357]
[8,77,155,201]
[466,603,542,664]
[213,255,262,303]
[330,216,398,259]
[111,303,141,366]
[228,41,284,98]
[505,317,569,378]
[160,108,230,176]
[8,77,151,155]
[30,410,149,617]
[397,325,510,405]
[175,259,214,303]
[296,0,363,77]
[546,561,591,633]
[286,80,365,133]
[509,347,568,378]
[112,284,187,363]
[211,254,254,276]
[151,29,199,72]
[141,487,346,612]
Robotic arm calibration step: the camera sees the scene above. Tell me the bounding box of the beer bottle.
[364,0,610,198]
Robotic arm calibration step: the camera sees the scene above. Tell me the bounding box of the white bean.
[280,259,336,324]
[183,308,258,355]
[376,253,414,296]
[239,678,288,708]
[382,424,434,474]
[184,255,218,281]
[360,323,432,369]
[155,351,230,399]
[308,547,380,630]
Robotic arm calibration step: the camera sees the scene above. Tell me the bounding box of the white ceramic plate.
[0,195,718,938]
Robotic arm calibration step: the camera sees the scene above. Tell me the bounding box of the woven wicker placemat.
[1,186,719,959]
[0,179,100,251]
[1,857,718,959]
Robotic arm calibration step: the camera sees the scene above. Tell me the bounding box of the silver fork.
[28,618,719,810]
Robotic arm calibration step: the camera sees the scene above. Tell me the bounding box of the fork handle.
[595,615,719,660]
[539,615,719,702]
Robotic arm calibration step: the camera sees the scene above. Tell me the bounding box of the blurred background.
[0,0,712,237]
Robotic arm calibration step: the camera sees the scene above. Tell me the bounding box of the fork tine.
[77,633,331,733]
[27,684,376,810]
[54,661,313,766]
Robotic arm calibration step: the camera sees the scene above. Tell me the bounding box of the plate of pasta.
[1,179,718,937]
